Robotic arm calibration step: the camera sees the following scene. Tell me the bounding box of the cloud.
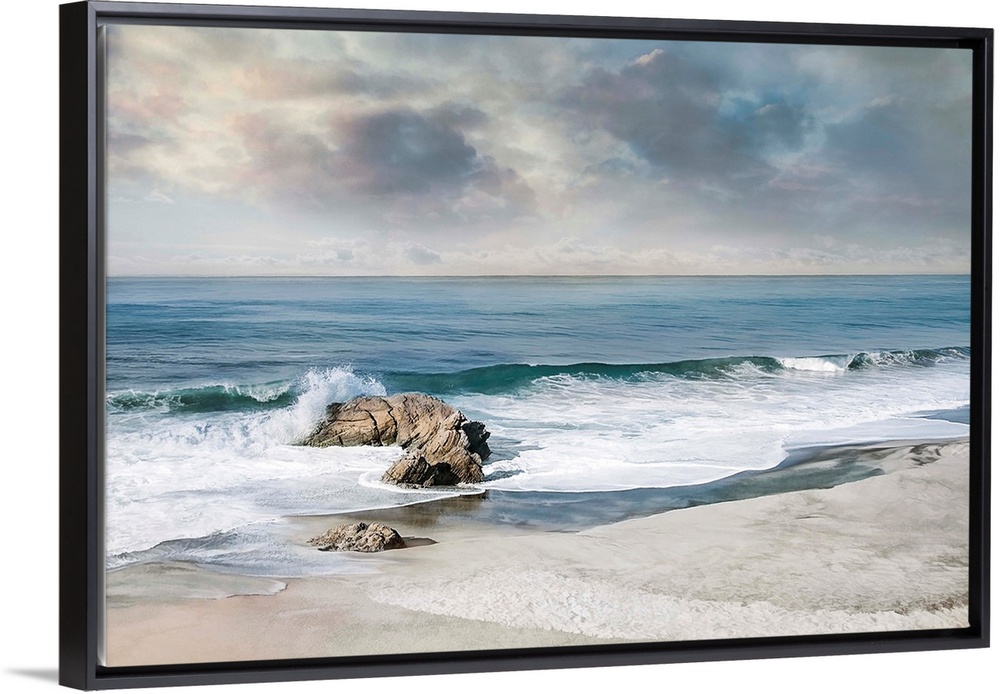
[823,96,970,199]
[336,108,480,195]
[554,42,972,250]
[561,47,815,184]
[226,106,538,223]
[108,233,969,278]
[103,25,973,276]
[143,190,174,204]
[630,48,664,67]
[403,243,443,266]
[105,23,539,229]
[235,58,430,100]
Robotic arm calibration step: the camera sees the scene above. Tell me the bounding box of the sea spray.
[106,367,404,557]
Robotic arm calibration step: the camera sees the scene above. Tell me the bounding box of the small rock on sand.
[308,522,407,553]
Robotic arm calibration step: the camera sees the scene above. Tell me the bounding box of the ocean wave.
[385,346,970,394]
[107,367,385,414]
[847,347,970,369]
[103,348,970,561]
[107,382,296,413]
[106,347,971,412]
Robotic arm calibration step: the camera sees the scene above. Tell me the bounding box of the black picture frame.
[59,1,992,689]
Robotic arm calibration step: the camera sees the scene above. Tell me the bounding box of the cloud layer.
[105,25,972,275]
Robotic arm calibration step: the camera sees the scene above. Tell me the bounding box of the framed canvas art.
[60,1,991,689]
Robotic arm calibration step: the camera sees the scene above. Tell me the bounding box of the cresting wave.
[391,346,970,393]
[107,346,971,411]
[104,346,971,564]
[107,368,386,415]
[107,381,297,413]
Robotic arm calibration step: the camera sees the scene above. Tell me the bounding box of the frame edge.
[62,2,993,689]
[60,1,100,690]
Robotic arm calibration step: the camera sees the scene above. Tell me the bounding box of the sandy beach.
[104,439,970,667]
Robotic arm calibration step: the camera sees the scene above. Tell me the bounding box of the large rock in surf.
[308,522,406,552]
[301,393,491,487]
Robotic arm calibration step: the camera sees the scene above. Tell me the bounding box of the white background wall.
[2,1,995,692]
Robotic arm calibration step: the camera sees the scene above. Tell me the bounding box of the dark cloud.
[562,50,720,175]
[334,108,537,220]
[230,106,536,224]
[825,98,970,192]
[557,45,969,245]
[429,102,490,130]
[735,100,813,152]
[820,97,971,233]
[337,108,480,195]
[582,157,640,178]
[562,49,814,184]
[825,101,917,178]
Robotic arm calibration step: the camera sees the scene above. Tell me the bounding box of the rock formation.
[301,393,491,487]
[308,522,406,552]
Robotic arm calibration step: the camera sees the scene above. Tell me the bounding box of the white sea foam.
[106,360,971,565]
[259,367,387,444]
[104,367,462,558]
[777,356,849,372]
[462,360,969,494]
[225,381,292,403]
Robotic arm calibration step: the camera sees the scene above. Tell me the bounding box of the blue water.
[105,275,971,575]
[108,275,968,391]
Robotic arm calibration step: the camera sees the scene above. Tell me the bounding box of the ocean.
[105,275,971,576]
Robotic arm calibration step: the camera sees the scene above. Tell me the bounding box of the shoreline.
[105,437,970,667]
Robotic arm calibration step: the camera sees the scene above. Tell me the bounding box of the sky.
[104,24,973,276]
